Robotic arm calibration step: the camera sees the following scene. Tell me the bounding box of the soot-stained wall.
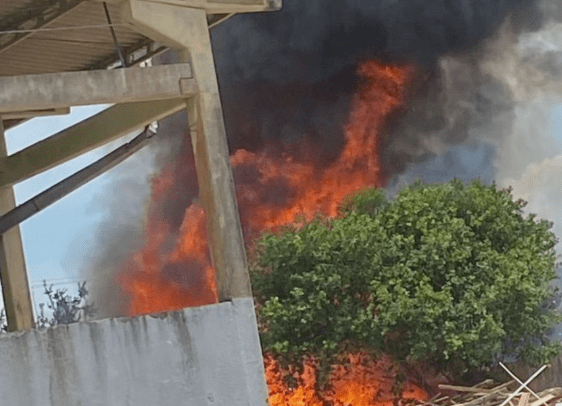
[0,298,267,406]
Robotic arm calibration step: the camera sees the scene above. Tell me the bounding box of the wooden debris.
[528,395,556,406]
[518,393,530,406]
[417,366,562,406]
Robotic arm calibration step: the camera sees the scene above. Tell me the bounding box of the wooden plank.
[0,98,186,188]
[0,64,195,113]
[474,380,496,389]
[458,381,516,406]
[518,393,531,406]
[527,394,555,406]
[438,385,498,394]
[0,120,34,331]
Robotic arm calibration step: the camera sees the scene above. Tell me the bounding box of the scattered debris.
[415,365,562,406]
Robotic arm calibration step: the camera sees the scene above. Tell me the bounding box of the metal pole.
[0,126,155,236]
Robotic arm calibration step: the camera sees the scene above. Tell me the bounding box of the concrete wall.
[0,298,268,406]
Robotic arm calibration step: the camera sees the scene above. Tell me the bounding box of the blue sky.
[5,105,114,306]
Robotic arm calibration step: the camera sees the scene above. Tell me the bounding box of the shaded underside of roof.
[0,0,231,77]
[0,0,157,77]
[0,0,235,129]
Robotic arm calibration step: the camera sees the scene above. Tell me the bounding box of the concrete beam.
[0,99,186,188]
[124,0,252,300]
[102,0,280,14]
[141,0,281,14]
[0,120,35,332]
[0,64,195,114]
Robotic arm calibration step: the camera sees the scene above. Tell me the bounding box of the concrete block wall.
[0,297,268,406]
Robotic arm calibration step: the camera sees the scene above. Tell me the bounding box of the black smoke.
[153,0,546,234]
[210,0,541,169]
[212,0,540,82]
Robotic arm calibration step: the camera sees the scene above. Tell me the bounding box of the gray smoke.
[387,0,562,187]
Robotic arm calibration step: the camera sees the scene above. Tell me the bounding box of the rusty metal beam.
[0,126,155,236]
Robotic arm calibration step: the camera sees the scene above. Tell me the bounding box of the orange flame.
[234,62,414,234]
[116,60,420,406]
[265,353,428,406]
[118,61,414,316]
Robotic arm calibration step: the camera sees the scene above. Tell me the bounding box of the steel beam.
[0,64,195,114]
[0,0,85,56]
[0,98,186,188]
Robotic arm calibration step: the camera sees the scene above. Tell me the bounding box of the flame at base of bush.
[265,352,428,406]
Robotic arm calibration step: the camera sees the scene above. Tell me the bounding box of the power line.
[103,2,127,68]
[31,277,104,288]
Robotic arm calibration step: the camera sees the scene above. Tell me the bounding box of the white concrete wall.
[0,298,268,406]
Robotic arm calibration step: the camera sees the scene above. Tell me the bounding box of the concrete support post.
[124,0,251,300]
[0,120,34,331]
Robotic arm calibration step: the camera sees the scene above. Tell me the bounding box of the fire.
[118,61,414,315]
[265,352,428,406]
[234,62,414,234]
[117,166,218,314]
[115,60,420,406]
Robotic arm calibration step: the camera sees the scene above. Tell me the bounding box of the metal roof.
[0,0,237,78]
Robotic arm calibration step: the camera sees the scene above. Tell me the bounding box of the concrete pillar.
[123,0,251,300]
[0,119,34,331]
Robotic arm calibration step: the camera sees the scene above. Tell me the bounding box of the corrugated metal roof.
[0,0,155,77]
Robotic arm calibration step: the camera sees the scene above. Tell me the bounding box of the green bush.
[251,179,562,377]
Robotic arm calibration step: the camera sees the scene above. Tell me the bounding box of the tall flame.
[118,60,413,315]
[117,61,412,314]
[234,62,414,235]
[116,60,421,406]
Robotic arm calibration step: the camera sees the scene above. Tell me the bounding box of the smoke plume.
[83,0,562,317]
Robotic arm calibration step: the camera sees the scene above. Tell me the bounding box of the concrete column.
[0,119,34,331]
[123,1,251,300]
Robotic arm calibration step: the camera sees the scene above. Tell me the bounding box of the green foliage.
[251,179,562,377]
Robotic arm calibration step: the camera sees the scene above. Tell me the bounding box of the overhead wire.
[102,1,127,67]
